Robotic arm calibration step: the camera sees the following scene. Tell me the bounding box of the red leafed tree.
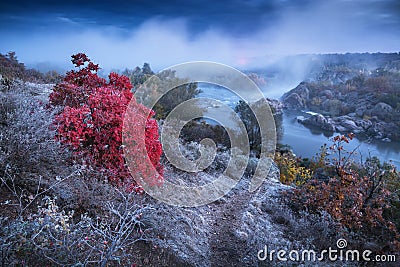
[49,53,163,189]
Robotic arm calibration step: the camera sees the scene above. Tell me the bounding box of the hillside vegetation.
[0,53,399,266]
[282,53,400,141]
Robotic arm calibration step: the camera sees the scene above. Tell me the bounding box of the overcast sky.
[0,0,399,70]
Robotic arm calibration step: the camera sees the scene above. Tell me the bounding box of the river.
[197,83,400,168]
[281,111,400,168]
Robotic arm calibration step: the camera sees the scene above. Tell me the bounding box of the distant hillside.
[281,52,400,141]
[0,52,63,84]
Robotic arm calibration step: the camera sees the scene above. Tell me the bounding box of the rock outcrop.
[297,111,399,141]
[282,79,400,141]
[281,82,310,109]
[299,113,335,132]
[370,102,393,120]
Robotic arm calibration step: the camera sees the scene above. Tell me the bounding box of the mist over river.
[197,83,400,168]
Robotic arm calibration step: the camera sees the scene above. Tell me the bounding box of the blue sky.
[1,0,399,70]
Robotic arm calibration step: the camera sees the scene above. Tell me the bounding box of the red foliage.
[49,53,163,188]
[122,104,164,189]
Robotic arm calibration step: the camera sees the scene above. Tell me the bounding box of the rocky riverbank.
[296,112,397,142]
[282,81,400,142]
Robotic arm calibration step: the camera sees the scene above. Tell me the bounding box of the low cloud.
[0,0,398,71]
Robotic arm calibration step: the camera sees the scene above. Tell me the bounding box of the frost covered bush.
[0,192,152,266]
[0,86,66,181]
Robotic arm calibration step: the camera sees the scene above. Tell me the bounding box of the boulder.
[371,102,393,120]
[282,83,310,109]
[347,112,356,117]
[296,115,305,123]
[300,113,335,132]
[335,125,347,132]
[340,119,362,132]
[355,119,372,130]
[366,121,399,140]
